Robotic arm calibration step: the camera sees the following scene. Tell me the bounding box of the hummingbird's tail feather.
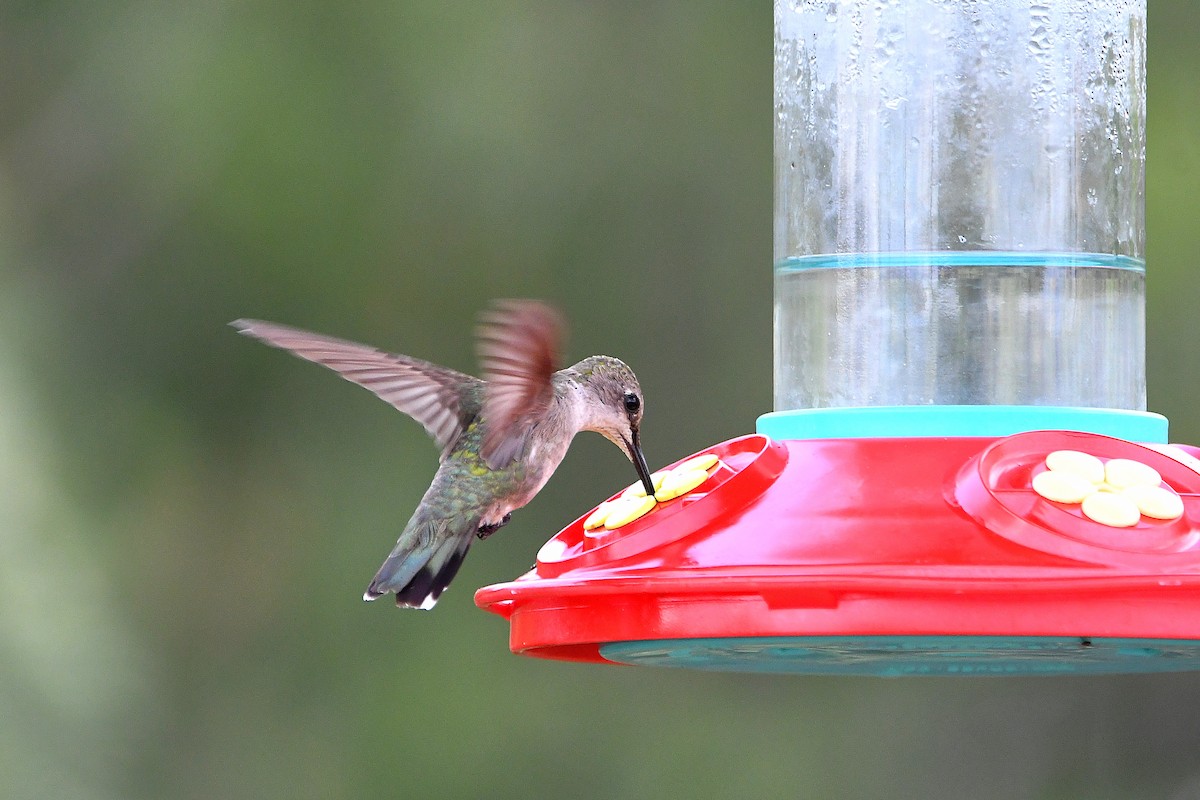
[393,536,472,610]
[363,519,474,610]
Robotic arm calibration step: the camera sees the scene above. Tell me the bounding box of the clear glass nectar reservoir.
[774,0,1147,411]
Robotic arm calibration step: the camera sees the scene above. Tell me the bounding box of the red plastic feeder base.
[475,429,1200,675]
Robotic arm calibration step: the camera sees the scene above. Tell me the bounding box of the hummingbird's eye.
[623,391,641,413]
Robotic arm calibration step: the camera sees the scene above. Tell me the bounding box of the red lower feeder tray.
[475,431,1200,675]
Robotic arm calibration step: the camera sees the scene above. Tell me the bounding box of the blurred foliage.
[1,2,1198,798]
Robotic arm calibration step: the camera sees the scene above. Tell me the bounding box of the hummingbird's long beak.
[628,429,656,497]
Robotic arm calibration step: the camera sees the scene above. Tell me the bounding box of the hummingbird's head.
[568,355,656,496]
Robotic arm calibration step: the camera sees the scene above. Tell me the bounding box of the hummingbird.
[231,300,655,609]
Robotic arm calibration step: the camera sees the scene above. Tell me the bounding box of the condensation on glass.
[774,0,1146,411]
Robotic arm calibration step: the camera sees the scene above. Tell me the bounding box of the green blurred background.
[2,2,1199,798]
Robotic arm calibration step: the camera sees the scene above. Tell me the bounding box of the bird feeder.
[474,0,1200,675]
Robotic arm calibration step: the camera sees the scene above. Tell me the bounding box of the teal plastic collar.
[757,406,1168,442]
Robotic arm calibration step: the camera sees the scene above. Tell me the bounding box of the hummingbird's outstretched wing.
[232,320,481,460]
[476,300,566,469]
